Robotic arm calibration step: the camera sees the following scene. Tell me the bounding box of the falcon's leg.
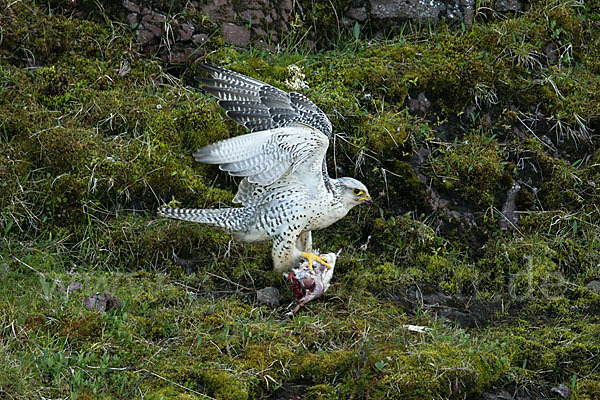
[272,232,331,272]
[272,234,302,272]
[296,231,312,252]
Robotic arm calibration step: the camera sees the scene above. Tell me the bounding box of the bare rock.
[126,12,139,27]
[346,6,368,22]
[67,282,83,294]
[256,287,280,306]
[499,182,521,231]
[223,23,250,47]
[169,47,200,63]
[482,392,514,400]
[192,33,208,44]
[371,0,445,22]
[495,0,523,12]
[123,0,140,13]
[408,92,432,114]
[83,293,122,312]
[544,42,559,63]
[137,27,156,45]
[240,9,265,21]
[192,33,209,45]
[281,0,293,12]
[142,11,165,24]
[401,283,501,328]
[252,26,267,37]
[141,21,163,38]
[551,384,571,399]
[586,280,600,293]
[178,23,195,41]
[370,0,475,24]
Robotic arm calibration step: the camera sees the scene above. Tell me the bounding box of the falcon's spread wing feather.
[196,64,333,137]
[193,124,329,195]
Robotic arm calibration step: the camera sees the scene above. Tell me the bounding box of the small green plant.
[374,359,388,373]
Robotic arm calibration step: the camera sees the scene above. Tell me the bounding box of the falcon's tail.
[158,207,253,232]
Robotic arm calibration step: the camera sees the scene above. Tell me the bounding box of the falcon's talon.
[301,252,332,270]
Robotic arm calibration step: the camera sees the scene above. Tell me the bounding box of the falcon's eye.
[353,188,363,196]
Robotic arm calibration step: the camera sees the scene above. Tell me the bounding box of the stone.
[142,11,165,24]
[223,23,251,47]
[495,0,522,12]
[137,26,156,45]
[499,182,521,231]
[192,33,208,44]
[370,0,475,24]
[346,6,368,21]
[178,23,194,41]
[370,0,444,21]
[123,0,140,14]
[408,92,431,114]
[544,42,559,63]
[144,21,163,37]
[586,280,600,293]
[83,293,122,312]
[281,0,292,12]
[551,384,571,399]
[169,47,199,63]
[256,287,280,306]
[126,13,139,27]
[252,26,267,37]
[240,9,265,21]
[482,392,513,400]
[67,282,83,294]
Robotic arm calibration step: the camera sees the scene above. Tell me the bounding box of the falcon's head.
[335,177,372,209]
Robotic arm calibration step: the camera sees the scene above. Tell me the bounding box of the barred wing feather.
[193,125,329,194]
[196,64,333,137]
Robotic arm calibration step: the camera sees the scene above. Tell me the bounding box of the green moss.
[296,0,347,48]
[291,350,354,382]
[362,110,409,153]
[198,370,249,400]
[59,314,101,340]
[36,66,71,108]
[148,387,198,400]
[507,322,600,383]
[305,384,333,400]
[0,3,125,66]
[573,379,600,399]
[428,132,512,207]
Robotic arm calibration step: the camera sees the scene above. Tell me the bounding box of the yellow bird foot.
[301,252,332,270]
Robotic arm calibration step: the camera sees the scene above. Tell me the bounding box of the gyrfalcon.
[159,64,371,271]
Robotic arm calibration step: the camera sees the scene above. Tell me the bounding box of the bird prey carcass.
[158,64,372,272]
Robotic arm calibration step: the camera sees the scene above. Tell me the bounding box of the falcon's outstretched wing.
[193,124,328,196]
[196,64,333,138]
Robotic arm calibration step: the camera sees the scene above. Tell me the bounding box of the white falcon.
[158,64,372,272]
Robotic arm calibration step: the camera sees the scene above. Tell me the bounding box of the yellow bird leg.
[301,252,332,270]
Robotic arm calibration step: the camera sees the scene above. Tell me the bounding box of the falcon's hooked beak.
[360,193,372,205]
